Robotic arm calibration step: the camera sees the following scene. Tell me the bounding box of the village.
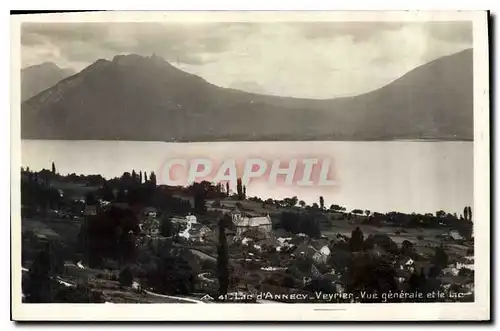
[20,165,475,304]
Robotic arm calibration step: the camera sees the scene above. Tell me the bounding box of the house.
[188,223,212,242]
[319,245,331,256]
[186,214,197,224]
[439,230,465,242]
[449,230,464,241]
[312,251,329,265]
[231,207,272,236]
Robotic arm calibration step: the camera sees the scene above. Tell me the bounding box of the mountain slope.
[21,62,76,102]
[21,50,473,141]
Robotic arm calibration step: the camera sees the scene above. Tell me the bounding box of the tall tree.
[319,196,325,210]
[225,182,230,198]
[191,182,207,214]
[139,171,143,184]
[51,162,56,175]
[236,178,244,200]
[217,216,230,297]
[144,172,148,183]
[149,171,157,186]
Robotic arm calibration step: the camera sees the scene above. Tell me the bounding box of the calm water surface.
[21,140,473,215]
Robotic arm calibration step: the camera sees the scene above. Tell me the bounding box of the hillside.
[21,49,473,141]
[21,62,75,102]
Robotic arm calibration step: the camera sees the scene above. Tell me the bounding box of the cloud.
[21,21,473,98]
[21,22,258,67]
[295,21,472,44]
[296,21,404,42]
[423,21,473,43]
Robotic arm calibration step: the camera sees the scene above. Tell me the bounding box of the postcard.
[11,10,490,321]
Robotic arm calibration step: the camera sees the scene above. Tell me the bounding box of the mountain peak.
[21,62,76,101]
[39,61,60,69]
[111,53,173,67]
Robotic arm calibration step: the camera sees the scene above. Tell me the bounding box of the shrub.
[118,267,134,286]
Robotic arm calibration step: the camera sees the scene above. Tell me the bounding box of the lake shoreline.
[19,139,474,215]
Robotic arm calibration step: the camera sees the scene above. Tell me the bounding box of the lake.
[20,140,473,215]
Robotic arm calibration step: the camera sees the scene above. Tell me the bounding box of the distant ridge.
[21,49,473,142]
[21,62,75,102]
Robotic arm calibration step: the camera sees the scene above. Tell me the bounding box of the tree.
[77,205,140,267]
[85,191,98,205]
[236,178,242,200]
[299,200,306,208]
[132,170,138,183]
[51,162,56,175]
[330,204,341,211]
[149,171,157,187]
[24,241,64,302]
[139,171,143,184]
[217,216,230,297]
[99,182,115,202]
[350,227,364,252]
[352,209,363,214]
[191,182,208,214]
[345,255,398,302]
[435,210,446,218]
[225,182,230,198]
[146,254,197,295]
[365,210,371,217]
[144,172,148,183]
[319,196,325,210]
[280,211,321,238]
[433,245,449,269]
[283,196,298,208]
[119,266,134,286]
[215,183,222,196]
[116,188,127,203]
[160,217,174,237]
[401,240,415,257]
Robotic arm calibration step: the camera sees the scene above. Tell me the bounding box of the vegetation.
[217,216,230,296]
[20,165,475,304]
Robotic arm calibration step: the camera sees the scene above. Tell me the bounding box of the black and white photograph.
[10,10,490,321]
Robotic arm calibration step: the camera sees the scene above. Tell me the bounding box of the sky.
[21,21,472,99]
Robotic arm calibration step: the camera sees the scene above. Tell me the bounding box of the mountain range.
[21,49,473,142]
[21,62,75,102]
